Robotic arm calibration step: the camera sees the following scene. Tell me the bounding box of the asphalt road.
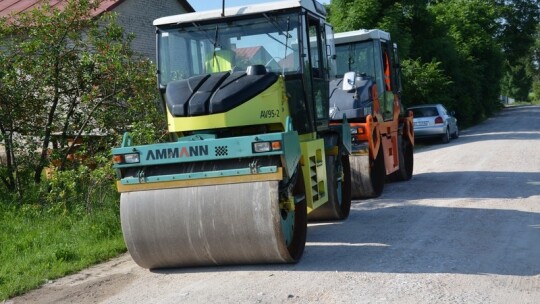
[10,105,540,304]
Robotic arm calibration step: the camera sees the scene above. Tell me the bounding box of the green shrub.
[0,158,124,300]
[44,159,118,215]
[0,187,125,300]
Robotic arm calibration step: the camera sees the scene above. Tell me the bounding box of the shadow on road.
[298,204,540,276]
[152,204,540,276]
[152,173,539,276]
[384,171,540,200]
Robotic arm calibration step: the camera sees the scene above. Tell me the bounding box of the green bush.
[0,156,126,300]
[0,175,125,300]
[44,160,118,215]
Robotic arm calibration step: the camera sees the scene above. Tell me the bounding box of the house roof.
[0,0,119,18]
[234,46,263,60]
[0,0,194,18]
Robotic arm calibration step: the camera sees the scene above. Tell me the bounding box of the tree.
[400,59,453,108]
[327,0,414,58]
[532,24,540,102]
[327,0,381,32]
[0,0,164,200]
[497,0,540,63]
[497,0,540,101]
[428,0,504,124]
[501,59,533,101]
[327,0,538,118]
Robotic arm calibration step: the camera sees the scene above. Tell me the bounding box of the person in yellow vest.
[205,37,236,73]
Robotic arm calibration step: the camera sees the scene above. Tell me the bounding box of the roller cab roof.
[154,0,326,26]
[334,29,391,44]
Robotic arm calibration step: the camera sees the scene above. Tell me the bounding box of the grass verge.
[0,201,126,300]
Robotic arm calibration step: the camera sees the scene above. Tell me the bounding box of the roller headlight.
[112,153,140,164]
[252,141,282,153]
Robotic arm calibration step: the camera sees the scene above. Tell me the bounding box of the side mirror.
[342,71,355,91]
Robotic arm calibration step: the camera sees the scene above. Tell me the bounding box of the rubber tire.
[308,155,352,221]
[336,156,352,219]
[451,125,459,139]
[441,127,450,143]
[389,136,414,182]
[370,146,386,197]
[283,166,307,261]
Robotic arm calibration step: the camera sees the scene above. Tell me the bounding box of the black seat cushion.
[166,69,278,117]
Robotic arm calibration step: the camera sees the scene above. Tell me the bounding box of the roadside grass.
[511,100,540,106]
[0,199,126,301]
[528,92,538,104]
[509,93,539,106]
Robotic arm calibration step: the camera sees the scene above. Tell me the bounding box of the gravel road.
[9,105,540,304]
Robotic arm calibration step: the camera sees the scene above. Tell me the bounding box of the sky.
[188,0,330,12]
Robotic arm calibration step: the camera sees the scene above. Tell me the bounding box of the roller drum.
[121,181,296,268]
[350,151,385,199]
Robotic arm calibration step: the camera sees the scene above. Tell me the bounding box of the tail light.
[434,116,444,124]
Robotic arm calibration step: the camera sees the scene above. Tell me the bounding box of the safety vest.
[205,50,235,73]
[384,51,391,92]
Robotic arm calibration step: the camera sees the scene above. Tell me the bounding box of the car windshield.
[157,13,301,86]
[410,107,439,118]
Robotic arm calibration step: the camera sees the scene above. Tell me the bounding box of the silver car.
[408,104,459,143]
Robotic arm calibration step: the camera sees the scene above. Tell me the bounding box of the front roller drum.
[120,181,306,269]
[350,146,386,199]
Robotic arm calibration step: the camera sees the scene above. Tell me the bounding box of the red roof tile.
[0,0,122,18]
[234,46,262,60]
[0,0,194,18]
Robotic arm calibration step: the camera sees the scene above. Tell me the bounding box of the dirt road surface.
[9,105,540,303]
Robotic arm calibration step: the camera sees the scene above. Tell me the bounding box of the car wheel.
[441,127,450,143]
[451,125,459,139]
